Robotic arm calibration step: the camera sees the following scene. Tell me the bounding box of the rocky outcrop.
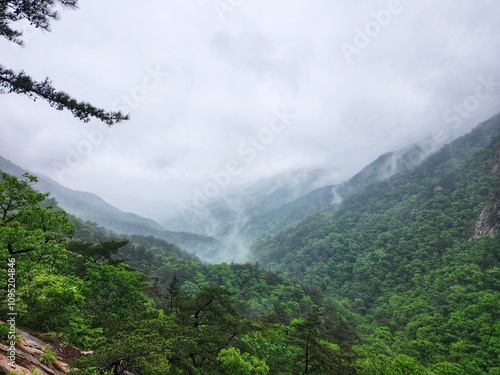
[472,199,500,239]
[491,146,500,174]
[472,145,500,239]
[0,326,84,375]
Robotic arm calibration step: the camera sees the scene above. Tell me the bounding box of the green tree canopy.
[217,347,269,375]
[0,172,74,259]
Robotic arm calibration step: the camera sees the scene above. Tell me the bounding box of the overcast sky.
[1,0,500,220]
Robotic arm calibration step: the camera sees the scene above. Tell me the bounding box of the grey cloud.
[1,0,500,217]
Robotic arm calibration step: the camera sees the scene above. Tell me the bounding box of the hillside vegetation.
[0,173,359,374]
[252,115,500,374]
[2,115,500,374]
[0,155,225,263]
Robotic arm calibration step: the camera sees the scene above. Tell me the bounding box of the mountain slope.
[163,147,430,261]
[254,113,500,271]
[163,167,341,236]
[251,113,500,372]
[162,168,342,261]
[242,143,432,242]
[0,156,225,262]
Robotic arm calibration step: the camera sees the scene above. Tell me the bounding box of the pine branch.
[0,0,79,45]
[0,65,129,125]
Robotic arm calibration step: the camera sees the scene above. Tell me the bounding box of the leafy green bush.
[39,350,57,365]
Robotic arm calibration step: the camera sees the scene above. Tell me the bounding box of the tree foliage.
[0,173,359,374]
[0,0,78,45]
[0,0,129,124]
[253,116,500,373]
[0,172,74,258]
[5,115,500,373]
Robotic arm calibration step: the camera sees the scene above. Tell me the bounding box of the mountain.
[242,142,432,242]
[162,167,342,261]
[252,112,500,281]
[163,167,341,234]
[0,156,225,262]
[250,113,500,373]
[4,115,500,373]
[162,140,433,262]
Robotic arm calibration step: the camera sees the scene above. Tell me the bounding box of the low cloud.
[1,0,500,219]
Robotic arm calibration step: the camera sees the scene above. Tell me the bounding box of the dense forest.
[2,1,500,374]
[1,114,499,374]
[252,114,500,374]
[0,173,359,374]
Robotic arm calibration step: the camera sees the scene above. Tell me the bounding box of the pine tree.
[167,275,181,312]
[0,172,75,258]
[0,0,129,124]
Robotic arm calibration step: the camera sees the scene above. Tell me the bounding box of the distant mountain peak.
[0,156,226,263]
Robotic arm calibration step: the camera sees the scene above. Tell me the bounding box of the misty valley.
[2,114,500,374]
[2,1,500,374]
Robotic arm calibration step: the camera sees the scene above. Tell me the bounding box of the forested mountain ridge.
[241,142,432,244]
[162,141,431,262]
[0,174,360,374]
[162,168,341,255]
[251,113,500,374]
[253,113,500,270]
[2,113,499,374]
[0,156,225,262]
